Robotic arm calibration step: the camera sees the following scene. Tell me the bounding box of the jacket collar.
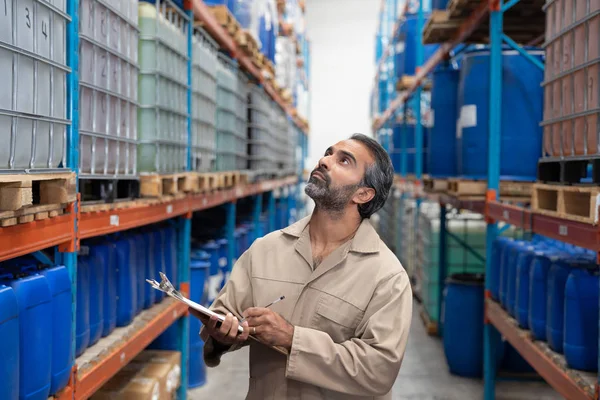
[282,214,380,254]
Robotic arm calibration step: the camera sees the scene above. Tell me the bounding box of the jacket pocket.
[311,295,364,341]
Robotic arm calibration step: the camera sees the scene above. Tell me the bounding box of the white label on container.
[429,110,435,127]
[395,42,405,54]
[503,210,509,220]
[166,204,173,214]
[219,257,227,268]
[110,215,119,226]
[559,225,568,236]
[460,105,477,128]
[202,198,207,206]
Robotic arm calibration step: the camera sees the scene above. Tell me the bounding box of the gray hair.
[350,134,395,219]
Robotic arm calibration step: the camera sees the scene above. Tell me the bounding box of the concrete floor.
[189,302,562,400]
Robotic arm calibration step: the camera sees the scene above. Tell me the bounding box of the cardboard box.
[131,351,182,399]
[90,366,160,400]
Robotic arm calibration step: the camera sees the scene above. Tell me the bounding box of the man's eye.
[341,158,349,165]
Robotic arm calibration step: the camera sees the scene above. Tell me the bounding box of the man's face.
[305,139,375,213]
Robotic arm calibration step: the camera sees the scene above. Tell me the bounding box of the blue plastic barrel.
[529,251,560,340]
[164,226,179,288]
[233,229,242,264]
[217,238,229,286]
[391,124,430,175]
[128,235,143,315]
[0,283,19,400]
[394,15,439,78]
[114,237,137,327]
[189,258,210,388]
[490,237,511,301]
[202,241,221,305]
[1,272,52,400]
[565,268,599,371]
[499,240,524,309]
[141,232,156,308]
[89,242,117,337]
[189,341,207,388]
[428,62,459,177]
[515,247,539,329]
[152,229,166,302]
[40,266,73,395]
[190,254,210,336]
[76,257,90,356]
[442,273,484,377]
[457,46,544,180]
[432,0,449,9]
[508,244,535,318]
[547,259,574,353]
[88,250,105,347]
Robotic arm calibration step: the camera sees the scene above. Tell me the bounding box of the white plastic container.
[78,0,139,178]
[138,1,189,173]
[215,54,239,172]
[191,27,218,172]
[0,0,69,171]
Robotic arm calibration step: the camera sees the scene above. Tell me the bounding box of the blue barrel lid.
[0,284,18,322]
[40,265,71,294]
[201,241,220,251]
[191,250,210,261]
[217,238,228,246]
[191,260,210,270]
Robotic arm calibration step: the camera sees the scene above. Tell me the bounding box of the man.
[191,133,413,399]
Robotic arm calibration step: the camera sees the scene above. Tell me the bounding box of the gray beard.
[305,178,360,216]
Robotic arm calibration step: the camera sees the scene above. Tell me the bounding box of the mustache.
[310,167,330,183]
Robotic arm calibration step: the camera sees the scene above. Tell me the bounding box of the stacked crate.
[271,105,288,174]
[248,85,276,175]
[192,28,218,172]
[216,54,238,172]
[79,0,139,178]
[138,1,189,173]
[542,1,600,161]
[235,71,249,171]
[285,119,298,175]
[0,0,69,171]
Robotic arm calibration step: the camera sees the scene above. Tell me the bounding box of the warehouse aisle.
[189,302,562,399]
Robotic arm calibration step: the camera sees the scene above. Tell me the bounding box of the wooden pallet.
[396,75,432,91]
[0,203,66,227]
[424,177,449,193]
[208,5,240,37]
[532,183,600,225]
[0,172,76,212]
[447,179,533,198]
[423,0,545,45]
[235,29,259,58]
[139,173,198,198]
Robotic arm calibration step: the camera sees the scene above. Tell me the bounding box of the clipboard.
[147,272,289,356]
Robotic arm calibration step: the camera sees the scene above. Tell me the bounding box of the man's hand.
[242,307,294,350]
[188,307,250,346]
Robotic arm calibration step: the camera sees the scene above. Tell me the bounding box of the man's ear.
[353,187,375,205]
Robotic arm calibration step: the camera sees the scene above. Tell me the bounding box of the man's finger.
[237,321,250,342]
[227,317,239,341]
[247,314,269,328]
[243,307,268,319]
[219,313,233,335]
[207,315,219,331]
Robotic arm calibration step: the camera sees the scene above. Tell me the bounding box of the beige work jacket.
[199,215,413,399]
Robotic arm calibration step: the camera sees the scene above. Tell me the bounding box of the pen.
[239,295,285,324]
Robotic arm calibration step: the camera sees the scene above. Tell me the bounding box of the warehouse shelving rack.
[0,0,308,399]
[373,0,600,399]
